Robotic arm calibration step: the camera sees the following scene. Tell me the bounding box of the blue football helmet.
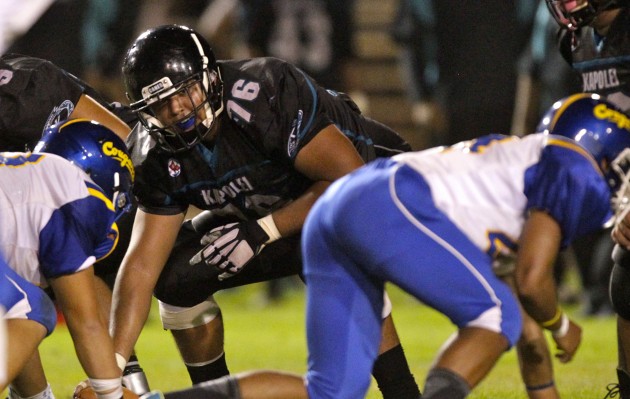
[537,93,630,211]
[34,119,135,221]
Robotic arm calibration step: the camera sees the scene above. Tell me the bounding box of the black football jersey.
[128,57,410,219]
[0,54,84,151]
[560,8,630,112]
[0,54,135,151]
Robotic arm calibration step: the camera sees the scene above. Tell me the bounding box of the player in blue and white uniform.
[299,94,626,398]
[0,120,135,399]
[112,24,419,399]
[131,93,630,399]
[0,54,151,394]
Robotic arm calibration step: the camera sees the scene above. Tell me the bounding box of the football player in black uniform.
[110,24,420,399]
[0,54,151,396]
[545,1,630,397]
[550,0,630,397]
[0,54,132,150]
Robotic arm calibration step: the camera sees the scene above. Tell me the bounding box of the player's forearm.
[271,180,330,236]
[73,94,131,140]
[517,273,559,325]
[50,270,122,380]
[111,262,155,361]
[65,315,121,379]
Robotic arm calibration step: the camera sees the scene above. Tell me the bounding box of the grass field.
[6,280,618,398]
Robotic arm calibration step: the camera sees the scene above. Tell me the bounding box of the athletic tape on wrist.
[257,214,282,243]
[552,313,570,338]
[116,353,127,372]
[89,378,123,399]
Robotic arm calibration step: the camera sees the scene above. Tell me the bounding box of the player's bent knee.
[159,297,220,330]
[610,262,630,320]
[467,305,521,348]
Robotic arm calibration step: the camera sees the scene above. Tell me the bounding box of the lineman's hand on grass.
[74,380,139,399]
[552,318,581,363]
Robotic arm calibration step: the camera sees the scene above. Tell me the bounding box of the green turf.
[5,281,618,398]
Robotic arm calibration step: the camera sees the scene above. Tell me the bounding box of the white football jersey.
[0,152,117,287]
[394,133,612,258]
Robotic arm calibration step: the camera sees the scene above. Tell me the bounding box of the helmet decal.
[537,94,630,211]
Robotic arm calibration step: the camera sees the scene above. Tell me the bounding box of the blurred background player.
[0,53,150,395]
[388,0,536,148]
[0,120,134,399]
[111,24,421,399]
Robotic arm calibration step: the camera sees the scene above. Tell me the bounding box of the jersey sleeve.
[0,55,86,151]
[227,58,334,164]
[38,194,117,278]
[524,143,612,248]
[132,155,189,215]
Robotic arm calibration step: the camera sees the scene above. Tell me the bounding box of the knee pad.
[610,262,630,320]
[159,297,220,330]
[423,368,470,399]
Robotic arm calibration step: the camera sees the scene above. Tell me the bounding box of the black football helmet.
[122,24,224,152]
[546,0,629,30]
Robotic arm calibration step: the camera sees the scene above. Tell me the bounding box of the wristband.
[116,353,127,372]
[551,313,570,338]
[257,214,282,243]
[89,378,123,399]
[540,307,562,329]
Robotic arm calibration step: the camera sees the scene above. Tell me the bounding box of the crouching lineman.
[102,94,630,398]
[0,119,135,399]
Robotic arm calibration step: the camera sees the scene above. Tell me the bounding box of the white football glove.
[189,220,270,280]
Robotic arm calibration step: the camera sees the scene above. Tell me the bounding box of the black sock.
[122,354,151,394]
[423,368,470,399]
[618,369,630,399]
[372,344,421,398]
[186,353,230,384]
[123,354,143,374]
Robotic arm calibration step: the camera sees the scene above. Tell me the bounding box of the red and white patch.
[168,158,181,177]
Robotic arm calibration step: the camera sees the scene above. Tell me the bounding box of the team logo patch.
[44,100,75,130]
[168,158,182,177]
[287,110,303,157]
